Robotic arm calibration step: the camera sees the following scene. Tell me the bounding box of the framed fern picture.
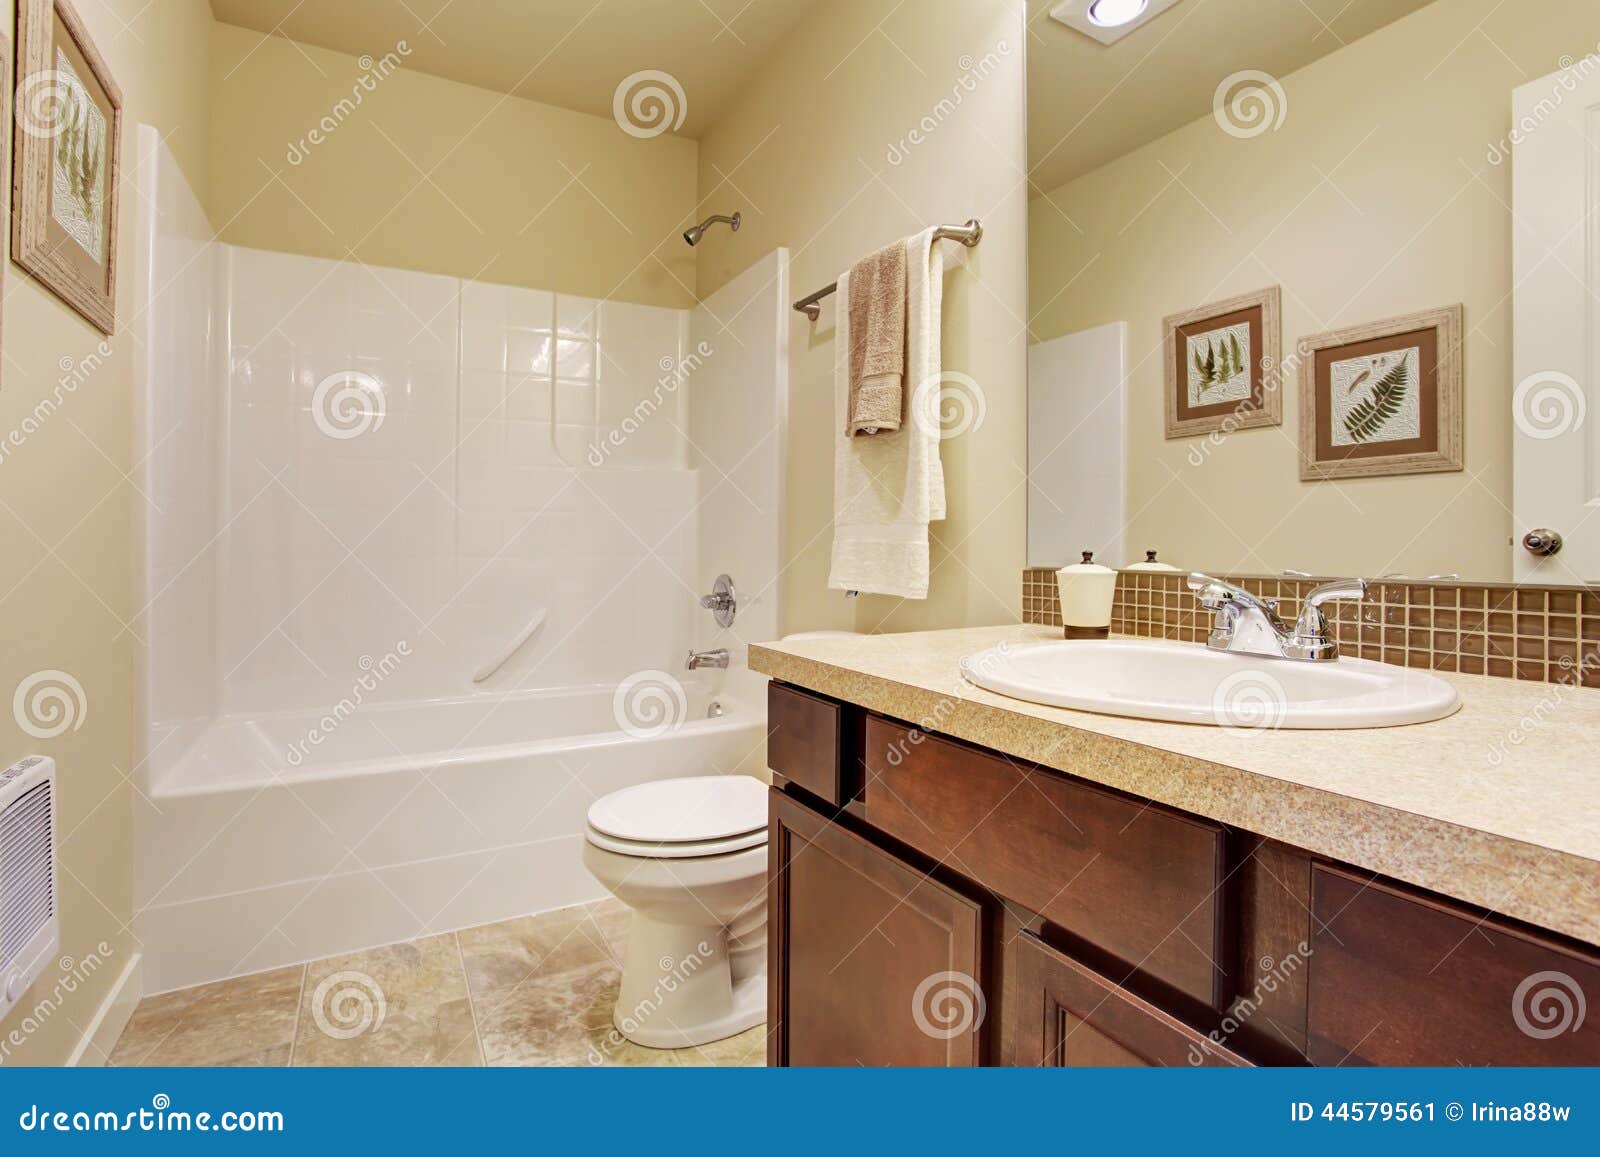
[1162,286,1282,439]
[11,0,123,335]
[1297,305,1464,481]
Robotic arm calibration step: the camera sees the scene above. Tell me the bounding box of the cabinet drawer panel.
[768,789,984,1066]
[863,716,1229,1008]
[1309,865,1600,1065]
[766,683,845,805]
[1014,933,1249,1067]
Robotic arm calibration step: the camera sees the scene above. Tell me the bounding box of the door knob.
[1522,529,1564,557]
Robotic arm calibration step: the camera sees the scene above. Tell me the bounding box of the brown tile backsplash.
[1022,568,1600,688]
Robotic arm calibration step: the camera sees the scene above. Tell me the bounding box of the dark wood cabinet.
[863,716,1230,1009]
[764,680,1600,1069]
[1308,865,1600,1066]
[1012,933,1250,1067]
[766,682,849,805]
[767,788,986,1066]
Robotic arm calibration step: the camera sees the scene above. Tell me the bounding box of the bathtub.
[132,682,768,994]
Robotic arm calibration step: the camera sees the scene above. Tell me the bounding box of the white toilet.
[581,774,768,1048]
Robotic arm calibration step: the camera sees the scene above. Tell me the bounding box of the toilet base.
[611,914,766,1049]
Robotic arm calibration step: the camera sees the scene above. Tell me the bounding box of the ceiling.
[1028,0,1437,193]
[208,0,817,138]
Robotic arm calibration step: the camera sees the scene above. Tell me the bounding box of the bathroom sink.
[960,639,1460,729]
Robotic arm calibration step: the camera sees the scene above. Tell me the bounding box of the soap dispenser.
[1056,551,1117,640]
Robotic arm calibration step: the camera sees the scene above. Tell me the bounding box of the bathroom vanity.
[751,627,1600,1067]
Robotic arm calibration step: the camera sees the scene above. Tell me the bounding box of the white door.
[1513,65,1600,583]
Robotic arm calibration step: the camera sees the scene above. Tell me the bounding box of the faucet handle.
[1302,577,1368,610]
[1292,577,1367,650]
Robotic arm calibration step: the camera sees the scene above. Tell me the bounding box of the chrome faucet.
[1187,573,1367,662]
[685,648,730,670]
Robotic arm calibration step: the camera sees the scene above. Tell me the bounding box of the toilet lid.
[586,775,767,844]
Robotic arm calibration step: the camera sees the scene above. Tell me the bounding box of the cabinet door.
[768,788,986,1067]
[1309,865,1600,1065]
[1012,933,1250,1067]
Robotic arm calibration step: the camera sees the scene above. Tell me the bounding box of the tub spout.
[685,648,730,670]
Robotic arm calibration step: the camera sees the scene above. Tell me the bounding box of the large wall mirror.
[1027,0,1600,586]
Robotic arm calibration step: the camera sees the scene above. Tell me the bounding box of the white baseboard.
[67,953,143,1067]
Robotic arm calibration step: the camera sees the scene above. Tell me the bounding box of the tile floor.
[108,899,766,1067]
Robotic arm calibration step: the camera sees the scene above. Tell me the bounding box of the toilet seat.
[584,775,767,860]
[583,826,767,859]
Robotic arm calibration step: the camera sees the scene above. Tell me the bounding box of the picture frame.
[1297,304,1464,481]
[1162,285,1282,439]
[12,0,123,335]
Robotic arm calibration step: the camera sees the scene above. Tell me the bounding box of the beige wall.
[209,22,700,308]
[0,0,214,1065]
[1031,0,1600,581]
[695,0,1030,634]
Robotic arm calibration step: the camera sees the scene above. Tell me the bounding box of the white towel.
[828,228,947,599]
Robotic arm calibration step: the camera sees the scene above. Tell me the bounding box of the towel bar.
[792,219,983,321]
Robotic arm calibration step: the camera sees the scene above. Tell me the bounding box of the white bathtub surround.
[686,249,790,700]
[130,126,225,781]
[131,136,790,991]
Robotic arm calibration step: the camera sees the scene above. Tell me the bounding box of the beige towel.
[845,242,907,436]
[829,228,949,599]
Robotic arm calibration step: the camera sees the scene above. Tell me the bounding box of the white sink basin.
[960,639,1460,730]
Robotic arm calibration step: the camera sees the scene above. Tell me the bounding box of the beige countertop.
[749,625,1600,948]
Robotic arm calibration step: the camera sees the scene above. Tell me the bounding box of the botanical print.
[1329,347,1421,446]
[1185,321,1251,406]
[50,48,106,263]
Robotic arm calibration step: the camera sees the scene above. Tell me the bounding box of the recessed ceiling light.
[1086,0,1147,28]
[1050,0,1182,46]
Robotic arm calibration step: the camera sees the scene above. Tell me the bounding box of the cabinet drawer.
[766,683,846,805]
[863,716,1230,1008]
[1013,933,1249,1067]
[1308,865,1600,1065]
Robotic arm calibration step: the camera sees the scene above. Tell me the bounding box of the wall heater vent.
[0,756,58,1020]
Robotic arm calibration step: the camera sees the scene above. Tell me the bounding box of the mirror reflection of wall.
[1027,0,1600,585]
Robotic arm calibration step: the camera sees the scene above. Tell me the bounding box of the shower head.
[683,212,741,247]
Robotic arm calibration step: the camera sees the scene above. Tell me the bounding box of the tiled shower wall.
[218,247,698,718]
[1023,569,1600,687]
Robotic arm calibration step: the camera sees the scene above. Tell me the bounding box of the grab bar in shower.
[472,608,549,684]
